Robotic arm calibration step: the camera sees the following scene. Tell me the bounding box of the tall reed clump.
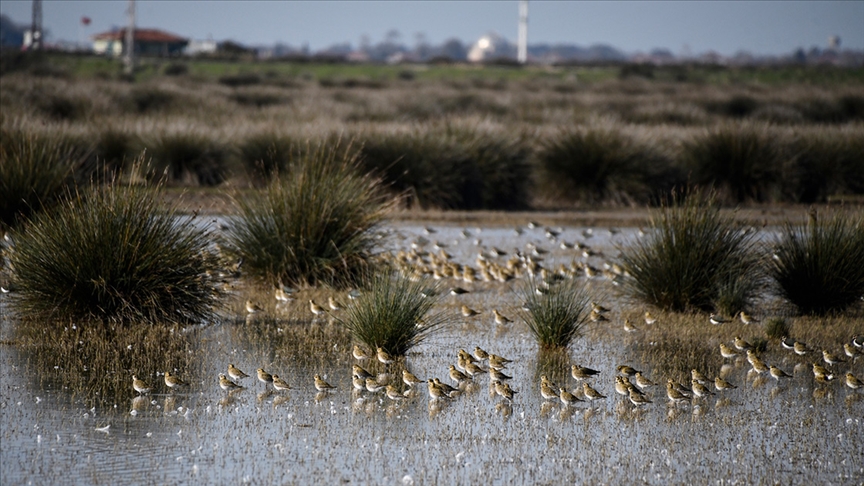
[535,129,680,206]
[338,272,447,357]
[517,277,592,350]
[9,177,221,324]
[358,131,476,209]
[357,129,532,210]
[769,210,864,315]
[144,132,229,186]
[236,132,300,185]
[225,141,392,288]
[0,129,92,229]
[683,124,782,203]
[619,191,762,313]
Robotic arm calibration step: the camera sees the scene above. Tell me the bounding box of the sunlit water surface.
[2,223,862,485]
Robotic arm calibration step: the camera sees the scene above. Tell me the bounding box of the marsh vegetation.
[1,54,863,484]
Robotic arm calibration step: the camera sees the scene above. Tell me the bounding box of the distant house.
[92,28,188,57]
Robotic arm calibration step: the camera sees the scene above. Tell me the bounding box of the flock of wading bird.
[131,223,863,410]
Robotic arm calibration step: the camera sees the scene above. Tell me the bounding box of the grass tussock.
[144,131,229,186]
[357,128,531,210]
[517,277,592,350]
[0,129,92,229]
[338,272,447,357]
[769,209,864,315]
[236,132,300,184]
[226,140,392,288]
[620,191,762,313]
[9,176,221,324]
[535,129,681,206]
[684,125,782,203]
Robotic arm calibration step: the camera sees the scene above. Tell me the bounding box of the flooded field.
[2,222,862,485]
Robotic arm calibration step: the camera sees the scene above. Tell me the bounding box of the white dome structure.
[467,33,512,62]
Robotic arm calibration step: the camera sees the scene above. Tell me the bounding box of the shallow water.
[1,222,862,485]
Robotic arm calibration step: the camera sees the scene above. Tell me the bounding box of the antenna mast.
[124,0,136,74]
[30,0,43,50]
[517,0,528,64]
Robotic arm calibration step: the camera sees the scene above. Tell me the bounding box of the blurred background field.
[2,51,862,216]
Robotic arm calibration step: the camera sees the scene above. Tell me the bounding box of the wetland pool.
[1,222,862,485]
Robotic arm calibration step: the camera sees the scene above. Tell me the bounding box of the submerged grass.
[225,140,393,288]
[619,191,762,313]
[337,272,448,357]
[517,276,592,350]
[9,176,221,324]
[16,320,198,408]
[769,209,864,315]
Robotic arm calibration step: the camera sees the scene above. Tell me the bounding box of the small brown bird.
[314,374,336,391]
[628,388,652,406]
[461,305,480,318]
[448,365,470,384]
[132,375,152,395]
[634,372,656,390]
[714,377,737,391]
[719,343,739,359]
[402,370,424,387]
[666,380,690,404]
[617,365,641,377]
[582,382,606,401]
[353,345,371,361]
[227,364,249,380]
[309,299,326,317]
[272,375,291,391]
[643,311,657,325]
[352,364,373,379]
[845,372,863,390]
[812,363,834,382]
[257,368,273,385]
[822,350,846,365]
[769,365,793,381]
[376,347,395,365]
[245,299,263,314]
[558,387,582,406]
[691,380,715,398]
[164,371,189,390]
[473,346,490,361]
[691,369,710,385]
[571,365,601,381]
[464,362,487,378]
[495,382,517,402]
[734,336,753,352]
[218,373,244,391]
[492,309,512,325]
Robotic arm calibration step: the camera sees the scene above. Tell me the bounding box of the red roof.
[92,28,187,43]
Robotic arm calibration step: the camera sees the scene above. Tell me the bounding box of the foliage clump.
[10,179,221,324]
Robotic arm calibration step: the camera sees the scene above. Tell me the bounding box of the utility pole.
[124,0,136,75]
[30,0,43,50]
[517,0,528,64]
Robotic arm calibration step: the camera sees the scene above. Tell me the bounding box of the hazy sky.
[2,1,862,55]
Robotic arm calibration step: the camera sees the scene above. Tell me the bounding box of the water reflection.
[15,320,198,408]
